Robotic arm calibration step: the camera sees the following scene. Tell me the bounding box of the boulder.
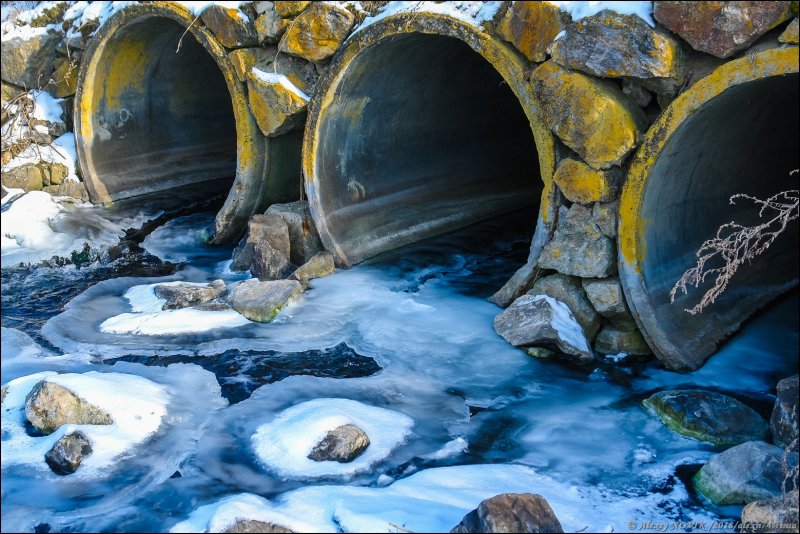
[251,239,292,281]
[223,520,294,533]
[247,68,308,137]
[1,30,60,89]
[779,18,799,43]
[493,294,594,367]
[550,10,685,95]
[44,431,92,475]
[265,201,324,265]
[255,5,289,43]
[537,205,616,278]
[25,380,113,435]
[200,4,259,48]
[694,441,795,505]
[228,46,317,93]
[1,163,44,191]
[771,375,798,449]
[528,273,601,341]
[594,325,650,356]
[530,61,647,170]
[154,280,227,310]
[231,214,291,272]
[48,57,78,98]
[643,390,768,446]
[308,424,370,463]
[278,3,355,62]
[591,200,618,238]
[292,251,334,282]
[489,259,538,308]
[552,158,620,204]
[582,277,637,331]
[274,1,311,18]
[653,1,792,58]
[740,491,799,533]
[229,279,302,322]
[450,493,564,533]
[43,180,89,201]
[495,1,564,62]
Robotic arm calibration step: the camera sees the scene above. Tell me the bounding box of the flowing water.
[1,197,797,533]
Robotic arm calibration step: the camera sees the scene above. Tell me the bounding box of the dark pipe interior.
[316,33,541,264]
[641,73,799,357]
[91,17,236,200]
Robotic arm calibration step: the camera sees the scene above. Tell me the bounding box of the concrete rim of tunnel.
[618,46,800,370]
[301,12,558,267]
[74,1,270,244]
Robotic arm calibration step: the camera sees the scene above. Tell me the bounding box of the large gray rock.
[307,424,370,463]
[489,259,538,308]
[582,277,637,331]
[200,4,259,48]
[25,380,113,435]
[43,180,90,201]
[292,251,334,284]
[528,273,601,341]
[230,214,291,272]
[223,520,294,533]
[154,280,226,310]
[255,5,289,44]
[493,294,594,367]
[1,30,61,88]
[771,375,798,449]
[594,325,650,356]
[450,493,564,533]
[740,491,799,533]
[251,239,292,281]
[643,390,768,446]
[591,200,618,238]
[1,163,44,191]
[653,1,792,59]
[537,205,616,278]
[265,201,324,265]
[44,430,92,475]
[229,279,302,323]
[694,441,796,505]
[550,10,685,95]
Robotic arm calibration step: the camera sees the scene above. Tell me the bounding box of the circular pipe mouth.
[74,2,297,243]
[303,13,557,267]
[619,47,799,371]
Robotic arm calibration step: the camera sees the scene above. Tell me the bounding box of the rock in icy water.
[493,294,594,367]
[643,389,767,446]
[265,201,324,266]
[154,280,226,310]
[528,273,601,341]
[740,491,799,533]
[230,214,291,272]
[582,277,637,331]
[44,431,92,475]
[694,441,795,505]
[450,493,564,533]
[229,279,302,323]
[292,251,335,283]
[307,423,370,463]
[251,239,292,281]
[771,374,798,449]
[594,325,651,356]
[222,519,294,533]
[25,381,113,435]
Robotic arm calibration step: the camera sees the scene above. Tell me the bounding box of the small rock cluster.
[643,375,799,530]
[23,379,113,474]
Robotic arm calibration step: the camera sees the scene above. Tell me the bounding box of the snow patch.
[531,294,591,353]
[251,398,415,478]
[251,67,310,101]
[351,1,504,37]
[550,1,655,27]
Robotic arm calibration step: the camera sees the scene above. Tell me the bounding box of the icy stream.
[1,204,797,533]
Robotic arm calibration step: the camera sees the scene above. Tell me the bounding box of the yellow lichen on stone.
[779,18,799,43]
[50,57,78,98]
[275,1,312,18]
[279,3,355,61]
[247,71,308,137]
[495,1,563,62]
[553,158,619,204]
[200,5,258,48]
[530,61,647,170]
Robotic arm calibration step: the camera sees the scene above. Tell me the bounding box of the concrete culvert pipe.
[303,13,557,266]
[74,3,299,243]
[619,47,799,371]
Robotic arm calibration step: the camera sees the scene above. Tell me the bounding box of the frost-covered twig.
[670,170,799,315]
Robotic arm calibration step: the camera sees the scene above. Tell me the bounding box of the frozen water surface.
[1,205,797,533]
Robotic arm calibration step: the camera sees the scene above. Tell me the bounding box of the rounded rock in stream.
[643,389,768,446]
[25,380,113,435]
[154,280,227,310]
[770,374,798,449]
[44,431,93,475]
[222,519,294,533]
[307,424,370,463]
[450,493,564,533]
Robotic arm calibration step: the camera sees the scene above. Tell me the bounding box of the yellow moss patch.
[779,18,799,43]
[247,72,307,137]
[530,61,647,170]
[275,1,311,18]
[279,3,355,61]
[553,158,619,204]
[495,1,563,62]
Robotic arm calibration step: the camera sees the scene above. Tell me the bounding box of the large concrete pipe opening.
[75,3,296,243]
[304,14,556,266]
[619,48,799,371]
